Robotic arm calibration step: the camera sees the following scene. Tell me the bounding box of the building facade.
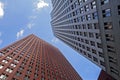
[0,34,82,80]
[51,0,120,79]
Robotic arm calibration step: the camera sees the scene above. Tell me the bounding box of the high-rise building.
[0,34,82,80]
[51,0,120,79]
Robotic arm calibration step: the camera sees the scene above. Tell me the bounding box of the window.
[118,5,120,15]
[0,65,4,69]
[100,60,105,66]
[0,52,4,57]
[98,52,104,58]
[0,74,8,80]
[6,56,12,59]
[2,60,8,64]
[97,43,102,48]
[102,9,111,17]
[92,12,98,19]
[6,68,13,73]
[80,7,84,13]
[16,71,21,76]
[107,45,115,53]
[11,63,16,67]
[78,0,82,5]
[106,34,114,41]
[90,41,95,46]
[88,54,92,58]
[85,5,89,12]
[24,76,30,80]
[91,1,96,9]
[95,33,101,39]
[93,57,98,62]
[14,60,19,63]
[104,22,112,29]
[92,49,97,54]
[81,15,85,22]
[101,0,109,5]
[86,14,91,21]
[109,56,117,64]
[110,67,119,75]
[89,33,94,38]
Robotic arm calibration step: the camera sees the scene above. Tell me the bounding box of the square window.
[0,74,7,80]
[6,68,13,73]
[102,9,111,17]
[0,65,4,69]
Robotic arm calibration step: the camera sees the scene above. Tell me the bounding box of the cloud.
[52,37,60,44]
[36,0,49,10]
[16,29,24,39]
[27,23,34,29]
[0,2,4,18]
[0,39,3,45]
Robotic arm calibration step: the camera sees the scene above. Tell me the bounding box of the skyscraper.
[0,34,82,80]
[51,0,120,79]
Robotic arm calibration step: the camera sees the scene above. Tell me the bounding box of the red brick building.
[98,70,115,80]
[0,34,82,80]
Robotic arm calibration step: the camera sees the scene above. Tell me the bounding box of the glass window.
[104,22,112,29]
[93,57,98,62]
[101,0,109,5]
[6,68,13,73]
[92,12,98,19]
[0,65,4,69]
[118,5,120,15]
[11,63,16,67]
[102,9,111,17]
[91,1,96,9]
[0,74,7,80]
[2,60,8,64]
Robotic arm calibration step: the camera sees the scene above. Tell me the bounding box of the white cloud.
[16,29,24,39]
[29,16,37,19]
[52,37,60,43]
[0,39,3,45]
[36,0,49,10]
[0,2,4,18]
[27,23,34,29]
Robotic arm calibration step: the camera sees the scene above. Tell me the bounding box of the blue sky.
[0,0,101,80]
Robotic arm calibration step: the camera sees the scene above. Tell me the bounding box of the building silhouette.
[51,0,120,79]
[0,34,82,80]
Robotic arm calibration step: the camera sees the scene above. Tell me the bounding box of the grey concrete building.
[51,0,120,80]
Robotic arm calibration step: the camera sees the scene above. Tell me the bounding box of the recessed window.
[102,9,111,17]
[100,60,105,66]
[106,34,114,41]
[118,5,120,15]
[110,67,119,75]
[101,0,109,5]
[91,1,96,9]
[104,22,112,29]
[16,71,21,76]
[11,63,16,67]
[85,5,89,12]
[6,68,13,73]
[0,52,4,57]
[2,60,8,64]
[93,57,98,62]
[98,52,104,58]
[92,12,98,19]
[90,41,95,46]
[0,65,4,69]
[0,74,8,80]
[6,56,12,59]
